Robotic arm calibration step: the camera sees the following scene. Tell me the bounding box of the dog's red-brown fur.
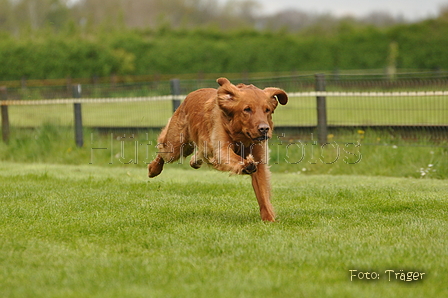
[148,78,288,221]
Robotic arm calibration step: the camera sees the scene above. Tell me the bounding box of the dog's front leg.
[211,145,257,174]
[251,163,275,222]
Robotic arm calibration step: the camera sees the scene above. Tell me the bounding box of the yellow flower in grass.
[357,130,365,139]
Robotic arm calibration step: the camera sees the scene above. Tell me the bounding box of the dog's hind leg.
[148,122,171,178]
[189,144,204,169]
[148,115,193,177]
[148,139,183,178]
[148,155,165,178]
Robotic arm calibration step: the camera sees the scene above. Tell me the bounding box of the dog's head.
[216,77,288,143]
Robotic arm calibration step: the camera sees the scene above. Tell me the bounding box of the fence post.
[1,86,9,144]
[73,84,84,147]
[170,79,181,113]
[21,77,27,89]
[315,73,328,145]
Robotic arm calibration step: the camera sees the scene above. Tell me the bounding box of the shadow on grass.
[176,209,262,226]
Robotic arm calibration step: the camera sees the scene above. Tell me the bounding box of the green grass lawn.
[1,163,447,297]
[7,101,174,128]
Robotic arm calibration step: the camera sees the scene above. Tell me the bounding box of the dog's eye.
[244,107,252,113]
[265,108,271,113]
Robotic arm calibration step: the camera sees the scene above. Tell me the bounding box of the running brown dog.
[148,78,288,222]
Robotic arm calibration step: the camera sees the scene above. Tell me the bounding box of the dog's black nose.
[258,124,270,135]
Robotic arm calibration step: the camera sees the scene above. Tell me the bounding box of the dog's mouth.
[253,135,269,142]
[246,132,270,142]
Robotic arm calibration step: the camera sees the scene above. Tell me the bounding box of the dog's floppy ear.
[217,77,239,100]
[264,88,288,105]
[216,78,240,114]
[217,77,231,87]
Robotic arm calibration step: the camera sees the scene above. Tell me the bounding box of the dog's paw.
[189,156,203,169]
[261,209,276,222]
[242,154,258,174]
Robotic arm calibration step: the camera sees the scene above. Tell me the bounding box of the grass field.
[1,124,447,179]
[6,94,448,127]
[0,163,447,297]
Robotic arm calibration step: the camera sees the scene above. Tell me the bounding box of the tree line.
[1,0,419,32]
[2,0,263,31]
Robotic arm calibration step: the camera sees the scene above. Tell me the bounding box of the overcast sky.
[253,0,448,20]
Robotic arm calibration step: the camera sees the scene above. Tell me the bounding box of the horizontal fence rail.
[2,91,448,105]
[289,91,448,97]
[0,95,185,106]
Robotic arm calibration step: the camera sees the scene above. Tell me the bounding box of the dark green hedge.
[1,19,447,80]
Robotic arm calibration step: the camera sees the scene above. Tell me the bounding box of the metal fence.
[1,72,448,147]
